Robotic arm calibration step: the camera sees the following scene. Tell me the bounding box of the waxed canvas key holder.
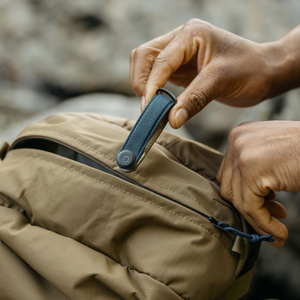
[116,88,177,172]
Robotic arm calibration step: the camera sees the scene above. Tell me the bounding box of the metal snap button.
[116,150,135,169]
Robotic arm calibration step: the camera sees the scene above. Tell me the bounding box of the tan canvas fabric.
[0,113,254,300]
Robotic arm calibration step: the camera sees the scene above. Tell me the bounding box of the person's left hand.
[216,120,300,249]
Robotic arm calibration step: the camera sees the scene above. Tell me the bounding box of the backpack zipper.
[10,136,274,243]
[11,136,213,220]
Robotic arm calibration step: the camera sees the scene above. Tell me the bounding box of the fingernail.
[140,96,146,111]
[175,108,188,128]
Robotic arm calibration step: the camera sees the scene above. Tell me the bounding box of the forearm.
[264,24,300,98]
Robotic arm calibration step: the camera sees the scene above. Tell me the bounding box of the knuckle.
[152,51,176,75]
[129,46,152,94]
[130,48,137,60]
[184,90,208,116]
[238,152,250,168]
[154,51,170,66]
[229,126,243,137]
[185,18,202,28]
[186,18,201,24]
[216,169,222,183]
[130,76,146,94]
[231,197,242,211]
[129,79,139,92]
[232,135,246,151]
[221,189,233,203]
[259,177,274,192]
[238,121,252,127]
[185,18,208,29]
[214,64,234,85]
[228,128,247,150]
[130,44,156,63]
[130,46,144,62]
[184,18,211,38]
[227,128,240,145]
[241,202,253,216]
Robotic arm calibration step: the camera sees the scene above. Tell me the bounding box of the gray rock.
[0,92,192,144]
[0,80,58,130]
[0,0,299,97]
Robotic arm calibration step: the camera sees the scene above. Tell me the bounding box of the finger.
[130,46,162,101]
[228,166,284,248]
[230,160,243,209]
[240,183,288,249]
[143,26,200,104]
[229,165,265,240]
[219,153,287,249]
[265,190,276,201]
[216,156,225,183]
[264,200,287,220]
[130,26,182,99]
[168,68,224,129]
[168,64,198,88]
[218,154,234,203]
[143,44,186,104]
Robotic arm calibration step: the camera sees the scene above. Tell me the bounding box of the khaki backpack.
[0,91,270,300]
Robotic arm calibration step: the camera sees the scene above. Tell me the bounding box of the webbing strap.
[231,235,245,259]
[216,266,255,300]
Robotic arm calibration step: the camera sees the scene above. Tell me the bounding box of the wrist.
[262,29,300,99]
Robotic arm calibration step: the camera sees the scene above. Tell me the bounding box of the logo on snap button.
[116,150,135,169]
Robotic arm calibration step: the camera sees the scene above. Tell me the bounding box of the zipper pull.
[209,218,275,243]
[116,88,176,172]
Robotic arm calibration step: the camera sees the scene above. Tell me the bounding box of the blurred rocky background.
[0,0,300,299]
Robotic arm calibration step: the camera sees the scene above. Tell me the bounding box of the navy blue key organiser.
[116,88,176,172]
[116,88,274,244]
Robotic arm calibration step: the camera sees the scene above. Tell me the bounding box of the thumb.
[169,73,218,129]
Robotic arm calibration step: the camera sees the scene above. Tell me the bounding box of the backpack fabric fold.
[0,113,259,300]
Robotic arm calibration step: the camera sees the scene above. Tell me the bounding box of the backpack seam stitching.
[11,153,231,252]
[134,171,236,214]
[21,130,235,213]
[152,144,236,213]
[150,148,236,214]
[22,130,116,162]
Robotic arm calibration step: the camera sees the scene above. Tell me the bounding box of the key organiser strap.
[116,88,176,172]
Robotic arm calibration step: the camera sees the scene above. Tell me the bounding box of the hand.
[216,121,300,249]
[130,19,286,129]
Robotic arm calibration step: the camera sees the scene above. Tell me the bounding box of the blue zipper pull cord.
[208,217,275,243]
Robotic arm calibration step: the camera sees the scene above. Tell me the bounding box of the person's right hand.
[130,19,290,129]
[216,120,300,249]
